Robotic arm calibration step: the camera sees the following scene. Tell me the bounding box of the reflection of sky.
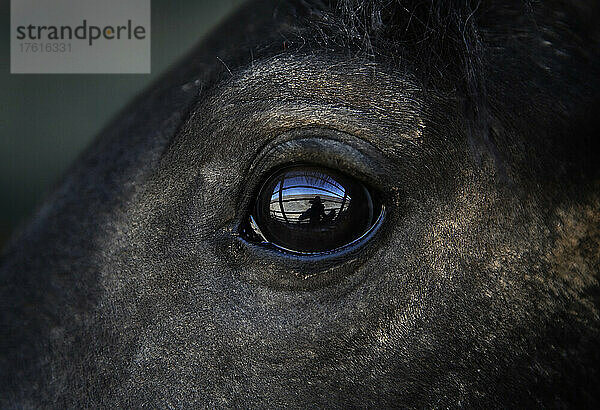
[270,175,346,201]
[268,172,351,224]
[275,186,336,198]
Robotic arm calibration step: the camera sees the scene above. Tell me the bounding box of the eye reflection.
[244,165,383,254]
[269,170,352,226]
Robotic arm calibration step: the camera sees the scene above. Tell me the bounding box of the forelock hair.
[292,0,600,181]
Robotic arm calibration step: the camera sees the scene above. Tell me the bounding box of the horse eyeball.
[244,165,384,254]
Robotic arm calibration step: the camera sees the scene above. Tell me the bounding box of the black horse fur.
[1,0,599,407]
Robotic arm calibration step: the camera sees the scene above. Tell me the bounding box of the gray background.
[11,0,151,73]
[1,0,246,247]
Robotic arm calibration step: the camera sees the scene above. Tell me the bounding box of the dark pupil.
[252,165,380,253]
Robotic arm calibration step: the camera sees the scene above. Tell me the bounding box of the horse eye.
[241,165,384,254]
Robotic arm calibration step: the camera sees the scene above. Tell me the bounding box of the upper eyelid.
[246,127,393,187]
[235,128,397,222]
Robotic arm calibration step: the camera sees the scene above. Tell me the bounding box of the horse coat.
[1,0,599,407]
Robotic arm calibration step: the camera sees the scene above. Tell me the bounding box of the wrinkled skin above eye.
[0,0,599,408]
[246,165,382,253]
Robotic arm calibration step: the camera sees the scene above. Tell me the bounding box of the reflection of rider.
[299,196,326,225]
